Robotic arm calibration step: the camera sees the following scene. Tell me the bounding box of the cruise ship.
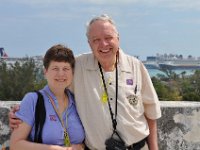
[143,54,200,70]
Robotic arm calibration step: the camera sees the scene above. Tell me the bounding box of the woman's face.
[44,61,73,90]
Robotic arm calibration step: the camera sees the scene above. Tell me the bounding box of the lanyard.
[44,91,71,147]
[98,57,118,131]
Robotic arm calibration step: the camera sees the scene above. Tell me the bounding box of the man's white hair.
[86,14,119,39]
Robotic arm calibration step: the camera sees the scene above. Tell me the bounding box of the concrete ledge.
[0,101,200,149]
[158,101,200,150]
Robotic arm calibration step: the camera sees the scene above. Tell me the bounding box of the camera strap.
[98,55,124,142]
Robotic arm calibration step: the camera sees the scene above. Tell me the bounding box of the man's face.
[88,20,119,65]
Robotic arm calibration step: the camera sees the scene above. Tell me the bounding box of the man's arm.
[146,117,159,150]
[9,105,84,150]
[10,121,77,150]
[9,104,22,130]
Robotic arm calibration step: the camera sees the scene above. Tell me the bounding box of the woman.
[10,44,85,150]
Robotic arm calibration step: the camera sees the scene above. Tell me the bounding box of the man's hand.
[71,144,84,150]
[9,104,22,131]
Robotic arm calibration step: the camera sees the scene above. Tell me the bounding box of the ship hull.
[159,64,200,70]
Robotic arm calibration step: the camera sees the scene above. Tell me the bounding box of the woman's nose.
[57,69,65,76]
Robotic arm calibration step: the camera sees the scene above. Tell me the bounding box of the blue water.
[148,69,196,77]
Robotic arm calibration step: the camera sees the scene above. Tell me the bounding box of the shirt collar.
[85,53,99,71]
[85,49,131,73]
[41,85,74,108]
[118,49,132,73]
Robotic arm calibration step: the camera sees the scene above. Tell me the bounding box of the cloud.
[3,0,200,11]
[159,0,200,11]
[80,0,200,11]
[180,18,200,26]
[79,0,139,5]
[8,0,68,5]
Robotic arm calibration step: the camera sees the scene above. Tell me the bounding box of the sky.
[1,0,200,60]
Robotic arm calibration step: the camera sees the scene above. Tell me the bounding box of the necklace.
[44,90,71,147]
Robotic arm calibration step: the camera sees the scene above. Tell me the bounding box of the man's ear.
[88,39,90,45]
[88,40,93,51]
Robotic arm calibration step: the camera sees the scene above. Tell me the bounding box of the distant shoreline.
[147,68,195,77]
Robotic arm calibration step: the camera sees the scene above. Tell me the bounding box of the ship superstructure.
[143,54,200,70]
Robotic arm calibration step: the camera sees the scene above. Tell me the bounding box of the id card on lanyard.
[44,91,71,147]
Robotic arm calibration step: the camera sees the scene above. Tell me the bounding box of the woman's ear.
[43,68,47,77]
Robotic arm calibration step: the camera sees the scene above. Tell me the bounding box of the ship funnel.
[0,47,8,58]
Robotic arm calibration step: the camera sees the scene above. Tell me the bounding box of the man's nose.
[99,39,108,46]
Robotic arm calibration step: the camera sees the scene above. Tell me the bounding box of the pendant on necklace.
[64,131,71,147]
[101,92,108,104]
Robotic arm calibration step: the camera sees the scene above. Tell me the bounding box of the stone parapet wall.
[157,101,200,150]
[0,101,200,150]
[0,101,20,150]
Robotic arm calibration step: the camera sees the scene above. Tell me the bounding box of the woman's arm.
[10,122,71,150]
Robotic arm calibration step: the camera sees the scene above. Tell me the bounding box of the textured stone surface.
[158,101,200,150]
[0,101,200,150]
[0,101,19,149]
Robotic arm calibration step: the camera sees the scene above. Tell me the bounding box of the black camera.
[105,137,126,150]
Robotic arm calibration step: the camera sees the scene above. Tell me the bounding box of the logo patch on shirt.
[126,79,133,85]
[127,95,138,106]
[49,115,57,121]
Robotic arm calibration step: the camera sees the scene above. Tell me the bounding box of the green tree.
[153,68,182,101]
[152,77,181,101]
[0,58,45,101]
[153,68,200,101]
[181,70,200,101]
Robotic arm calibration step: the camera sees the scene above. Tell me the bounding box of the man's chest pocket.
[119,81,142,107]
